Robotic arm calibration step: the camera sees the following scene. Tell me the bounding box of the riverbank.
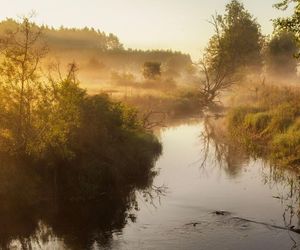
[227,84,300,167]
[2,119,300,250]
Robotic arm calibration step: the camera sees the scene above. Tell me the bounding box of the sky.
[0,0,293,60]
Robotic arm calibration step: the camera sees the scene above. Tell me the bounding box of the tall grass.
[228,84,300,167]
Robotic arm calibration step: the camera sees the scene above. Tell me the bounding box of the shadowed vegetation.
[0,15,165,250]
[0,16,162,202]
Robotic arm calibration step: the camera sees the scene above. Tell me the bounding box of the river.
[6,119,300,249]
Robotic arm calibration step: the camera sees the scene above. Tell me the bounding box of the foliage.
[274,0,300,55]
[205,0,263,76]
[0,16,162,203]
[197,0,263,106]
[56,93,162,201]
[0,18,193,81]
[272,129,300,165]
[0,18,123,51]
[0,16,48,153]
[227,84,300,166]
[265,32,298,77]
[142,62,161,80]
[197,56,236,105]
[244,112,271,133]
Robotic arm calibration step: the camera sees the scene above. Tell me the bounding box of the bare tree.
[197,15,237,106]
[197,55,236,106]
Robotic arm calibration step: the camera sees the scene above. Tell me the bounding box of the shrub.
[243,112,271,133]
[272,130,300,166]
[267,103,298,133]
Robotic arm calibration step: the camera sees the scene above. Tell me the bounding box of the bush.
[267,103,298,133]
[227,106,262,131]
[272,130,300,165]
[55,93,162,201]
[244,112,271,133]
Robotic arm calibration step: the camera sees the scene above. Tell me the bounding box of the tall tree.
[0,15,47,151]
[0,17,83,157]
[197,0,263,106]
[274,0,300,57]
[205,0,263,76]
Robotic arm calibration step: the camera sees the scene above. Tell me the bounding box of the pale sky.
[0,0,293,60]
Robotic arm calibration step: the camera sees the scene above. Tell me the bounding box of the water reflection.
[2,119,300,249]
[0,154,164,249]
[199,117,249,176]
[200,117,300,233]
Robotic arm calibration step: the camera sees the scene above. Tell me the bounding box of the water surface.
[114,119,300,250]
[5,119,300,249]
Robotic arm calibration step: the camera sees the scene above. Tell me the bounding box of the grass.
[227,84,300,167]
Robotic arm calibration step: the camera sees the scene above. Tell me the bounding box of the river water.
[6,119,300,249]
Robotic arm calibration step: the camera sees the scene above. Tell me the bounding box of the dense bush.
[0,17,162,203]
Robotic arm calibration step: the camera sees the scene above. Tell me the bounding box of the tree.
[0,16,83,158]
[274,0,300,57]
[205,0,263,76]
[34,62,85,159]
[197,0,262,106]
[197,54,236,106]
[142,62,161,80]
[0,15,47,152]
[265,32,298,77]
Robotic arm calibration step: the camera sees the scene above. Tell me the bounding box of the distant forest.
[0,19,192,78]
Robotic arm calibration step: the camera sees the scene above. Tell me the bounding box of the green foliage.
[274,0,300,51]
[267,103,298,132]
[228,106,262,130]
[265,32,298,77]
[29,78,86,159]
[272,130,300,165]
[244,112,271,133]
[205,0,263,76]
[0,17,47,153]
[0,16,162,203]
[52,93,162,201]
[228,85,300,167]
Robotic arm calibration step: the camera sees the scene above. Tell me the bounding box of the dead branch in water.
[141,110,166,131]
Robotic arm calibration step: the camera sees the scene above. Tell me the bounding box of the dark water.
[3,119,300,249]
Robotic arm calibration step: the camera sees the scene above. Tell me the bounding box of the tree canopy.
[205,0,263,76]
[197,0,263,106]
[265,32,298,77]
[274,0,300,56]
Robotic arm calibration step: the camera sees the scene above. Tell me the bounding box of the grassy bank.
[227,84,300,167]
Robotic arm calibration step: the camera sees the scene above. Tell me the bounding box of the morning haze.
[0,0,299,249]
[0,0,292,59]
